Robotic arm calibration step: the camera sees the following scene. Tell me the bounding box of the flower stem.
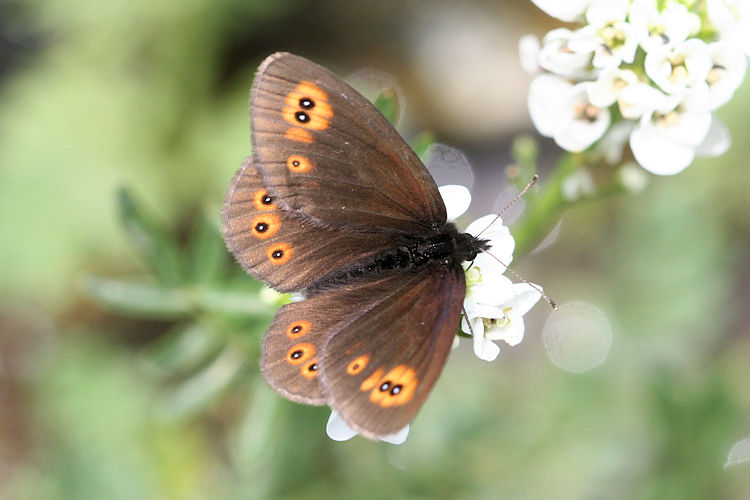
[512,152,581,258]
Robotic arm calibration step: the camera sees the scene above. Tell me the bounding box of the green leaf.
[374,89,401,126]
[118,187,184,285]
[80,275,192,319]
[158,347,246,418]
[412,130,437,159]
[188,205,228,285]
[144,321,224,375]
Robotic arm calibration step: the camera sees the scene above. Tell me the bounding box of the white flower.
[629,108,730,174]
[629,0,697,53]
[458,215,542,362]
[645,39,712,96]
[462,283,542,362]
[568,0,638,68]
[529,74,611,152]
[326,410,409,444]
[537,28,594,77]
[684,41,748,111]
[530,0,593,22]
[707,0,750,56]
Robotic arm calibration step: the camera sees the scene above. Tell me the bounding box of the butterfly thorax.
[306,223,489,295]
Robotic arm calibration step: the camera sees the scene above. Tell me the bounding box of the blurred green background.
[1,1,749,498]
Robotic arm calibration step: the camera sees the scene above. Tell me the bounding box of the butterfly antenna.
[462,305,475,336]
[485,250,557,310]
[475,175,539,239]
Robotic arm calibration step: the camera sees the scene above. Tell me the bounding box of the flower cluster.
[524,0,748,175]
[327,185,542,443]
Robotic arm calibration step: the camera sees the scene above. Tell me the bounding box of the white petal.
[473,331,501,362]
[439,185,471,222]
[506,282,543,315]
[588,68,637,107]
[618,82,679,119]
[695,115,731,157]
[528,74,573,138]
[629,119,696,175]
[465,272,515,311]
[530,0,591,22]
[380,425,410,445]
[655,109,712,147]
[486,310,525,346]
[326,411,358,441]
[596,121,635,164]
[586,0,629,25]
[518,34,541,74]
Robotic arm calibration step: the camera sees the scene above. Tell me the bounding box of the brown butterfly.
[222,53,489,440]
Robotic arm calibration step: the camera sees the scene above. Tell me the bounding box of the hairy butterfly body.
[222,53,488,439]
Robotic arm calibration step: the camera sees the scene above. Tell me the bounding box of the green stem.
[512,152,581,258]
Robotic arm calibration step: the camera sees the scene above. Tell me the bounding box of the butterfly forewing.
[222,157,394,292]
[251,52,446,234]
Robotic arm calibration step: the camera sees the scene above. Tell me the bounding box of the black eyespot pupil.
[299,97,315,109]
[255,222,268,233]
[262,195,273,204]
[390,384,403,395]
[292,160,300,167]
[352,364,359,370]
[309,363,318,371]
[291,350,303,359]
[272,250,284,259]
[295,111,309,123]
[291,325,302,333]
[379,381,391,392]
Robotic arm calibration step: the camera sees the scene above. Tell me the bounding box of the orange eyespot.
[286,155,313,173]
[286,343,316,366]
[267,242,293,265]
[360,367,384,392]
[300,357,319,379]
[286,320,311,339]
[250,213,280,239]
[366,365,418,408]
[253,190,276,211]
[347,354,370,375]
[282,81,333,131]
[284,127,313,143]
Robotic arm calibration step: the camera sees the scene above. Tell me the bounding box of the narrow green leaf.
[144,322,223,375]
[159,347,246,418]
[117,187,184,285]
[80,275,192,319]
[188,206,227,285]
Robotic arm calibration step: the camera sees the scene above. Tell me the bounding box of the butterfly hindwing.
[251,52,447,234]
[260,267,465,436]
[222,157,395,292]
[318,266,465,438]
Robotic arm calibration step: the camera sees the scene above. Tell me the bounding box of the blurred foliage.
[1,1,749,499]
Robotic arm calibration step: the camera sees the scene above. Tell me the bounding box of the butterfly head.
[444,224,490,264]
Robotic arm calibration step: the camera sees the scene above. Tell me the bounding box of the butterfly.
[222,52,490,440]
